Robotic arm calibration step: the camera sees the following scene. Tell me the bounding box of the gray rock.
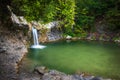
[34,66,48,75]
[42,73,61,80]
[49,70,66,76]
[46,21,63,41]
[0,48,6,53]
[45,21,59,29]
[0,28,27,80]
[91,77,103,80]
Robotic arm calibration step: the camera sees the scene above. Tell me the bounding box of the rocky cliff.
[0,6,29,79]
[0,27,28,80]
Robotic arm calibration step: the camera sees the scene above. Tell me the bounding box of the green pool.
[20,40,120,79]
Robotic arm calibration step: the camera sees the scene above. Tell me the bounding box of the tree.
[11,0,120,36]
[11,0,76,35]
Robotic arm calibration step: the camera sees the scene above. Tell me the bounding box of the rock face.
[0,32,27,80]
[7,5,28,28]
[45,21,63,41]
[0,27,28,80]
[0,7,29,80]
[46,26,63,41]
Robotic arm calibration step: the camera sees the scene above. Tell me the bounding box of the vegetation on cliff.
[1,0,120,37]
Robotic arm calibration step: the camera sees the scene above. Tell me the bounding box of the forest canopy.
[3,0,120,36]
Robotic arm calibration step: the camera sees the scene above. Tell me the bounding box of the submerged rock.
[34,66,48,75]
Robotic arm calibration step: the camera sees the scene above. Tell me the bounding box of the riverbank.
[18,66,112,80]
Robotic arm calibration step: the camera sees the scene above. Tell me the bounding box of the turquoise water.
[20,40,120,79]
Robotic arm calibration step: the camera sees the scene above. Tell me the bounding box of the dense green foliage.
[75,0,120,33]
[11,0,120,36]
[11,0,75,34]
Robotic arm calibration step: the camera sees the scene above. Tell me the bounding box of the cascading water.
[31,27,46,49]
[32,27,39,45]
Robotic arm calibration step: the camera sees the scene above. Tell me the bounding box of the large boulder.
[45,21,63,41]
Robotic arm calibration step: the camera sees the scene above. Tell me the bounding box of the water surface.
[20,40,120,79]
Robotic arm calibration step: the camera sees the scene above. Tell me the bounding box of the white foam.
[30,45,46,49]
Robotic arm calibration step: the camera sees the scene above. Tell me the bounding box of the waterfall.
[31,27,46,49]
[32,27,39,45]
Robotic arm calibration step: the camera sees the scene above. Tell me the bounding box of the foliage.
[104,0,120,32]
[11,0,75,35]
[75,0,120,35]
[56,0,76,34]
[72,25,87,37]
[11,0,120,36]
[43,1,57,22]
[12,0,46,21]
[75,0,105,31]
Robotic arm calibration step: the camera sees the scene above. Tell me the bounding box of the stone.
[11,13,28,28]
[66,35,72,40]
[61,75,79,80]
[49,70,66,76]
[19,16,28,25]
[84,76,95,80]
[42,73,61,80]
[45,21,59,29]
[34,66,48,75]
[7,6,29,29]
[0,27,28,80]
[91,77,103,80]
[0,48,6,53]
[18,73,41,80]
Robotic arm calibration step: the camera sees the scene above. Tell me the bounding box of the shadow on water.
[24,40,120,79]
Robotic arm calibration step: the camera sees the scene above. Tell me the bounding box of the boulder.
[66,35,72,40]
[34,66,48,75]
